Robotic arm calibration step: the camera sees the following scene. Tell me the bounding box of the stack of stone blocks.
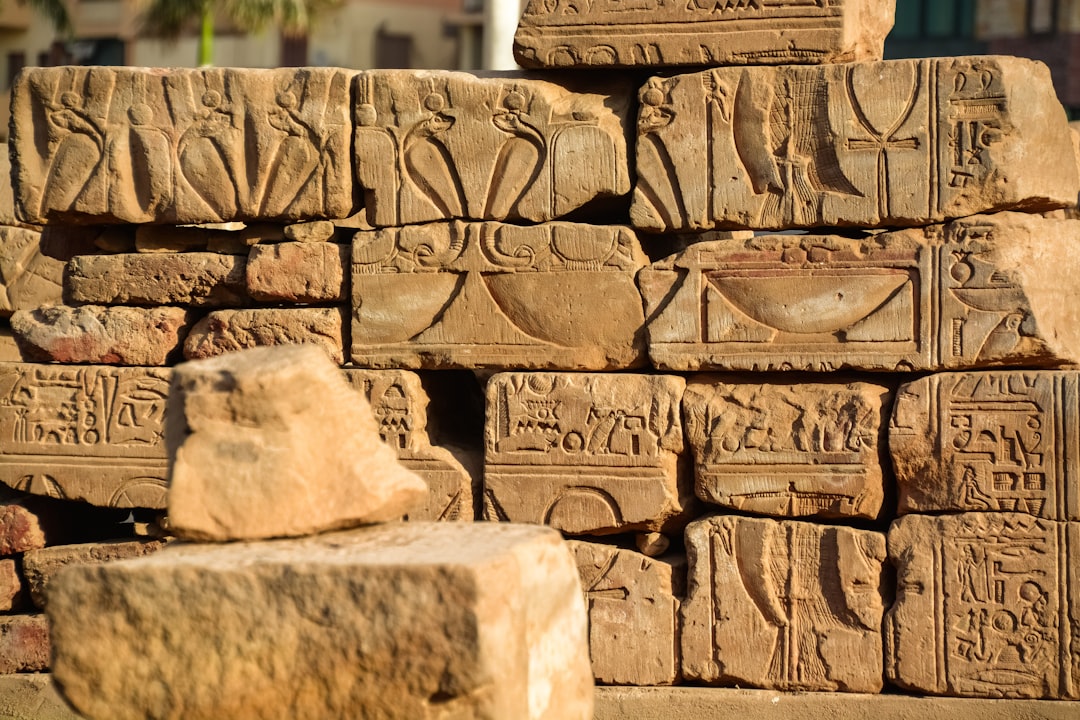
[0,0,1079,715]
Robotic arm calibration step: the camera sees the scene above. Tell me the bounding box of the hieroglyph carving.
[683,377,890,519]
[484,373,688,535]
[0,226,63,316]
[682,515,886,692]
[891,371,1080,521]
[514,0,894,69]
[11,67,354,225]
[352,221,647,370]
[354,70,631,226]
[0,364,169,509]
[886,513,1080,699]
[639,213,1080,372]
[631,57,1079,232]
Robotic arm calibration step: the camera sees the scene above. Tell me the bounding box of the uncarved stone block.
[0,558,26,611]
[22,539,166,609]
[0,615,49,673]
[247,242,347,303]
[66,253,249,307]
[0,502,46,555]
[184,307,345,364]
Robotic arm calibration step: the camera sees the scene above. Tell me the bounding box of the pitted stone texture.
[632,57,1079,232]
[10,305,191,365]
[47,523,593,720]
[0,673,84,720]
[484,373,689,535]
[167,346,426,541]
[66,253,249,307]
[134,225,249,254]
[247,242,348,303]
[284,220,335,243]
[0,502,45,555]
[0,615,49,673]
[514,0,894,69]
[0,364,170,509]
[0,227,63,317]
[0,558,26,611]
[22,539,166,609]
[342,369,473,522]
[886,513,1080,699]
[11,67,355,225]
[683,377,891,520]
[184,307,345,364]
[640,213,1080,372]
[570,541,683,686]
[352,222,647,370]
[355,70,631,226]
[682,515,886,693]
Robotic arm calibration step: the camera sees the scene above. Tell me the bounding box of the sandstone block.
[352,222,647,369]
[355,70,630,226]
[886,513,1080,699]
[343,369,473,521]
[632,57,1079,232]
[284,220,335,243]
[167,345,426,541]
[0,327,23,362]
[10,305,191,365]
[0,226,63,317]
[639,213,1080,372]
[22,539,166,609]
[514,0,893,69]
[11,67,355,225]
[0,615,49,674]
[247,242,348,303]
[682,515,886,693]
[0,143,19,227]
[0,364,170,509]
[484,373,689,535]
[0,673,85,720]
[134,225,250,254]
[0,558,26,611]
[184,307,345,363]
[48,523,593,720]
[683,377,891,520]
[66,252,249,307]
[0,502,45,555]
[570,540,683,686]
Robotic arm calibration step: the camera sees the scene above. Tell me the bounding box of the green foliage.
[14,0,72,35]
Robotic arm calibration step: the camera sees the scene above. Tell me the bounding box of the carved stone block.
[886,513,1080,699]
[352,221,647,369]
[0,614,49,674]
[682,515,887,692]
[684,377,891,519]
[632,57,1080,232]
[570,540,684,686]
[355,70,631,226]
[514,0,894,69]
[639,213,1080,372]
[47,524,593,720]
[11,67,355,225]
[22,539,166,609]
[0,143,20,227]
[246,241,348,303]
[66,252,249,307]
[342,369,473,521]
[484,373,689,535]
[184,307,345,364]
[0,364,170,509]
[0,226,63,317]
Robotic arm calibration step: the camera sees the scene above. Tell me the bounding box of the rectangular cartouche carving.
[351,221,648,370]
[891,371,1080,521]
[483,373,689,536]
[0,363,170,509]
[681,515,886,693]
[887,513,1080,699]
[354,70,631,226]
[683,377,891,520]
[514,0,894,69]
[631,57,1079,232]
[11,66,355,225]
[639,213,1080,372]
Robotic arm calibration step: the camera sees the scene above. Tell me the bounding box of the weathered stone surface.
[632,57,1079,232]
[514,0,894,69]
[184,307,345,363]
[134,225,249,254]
[0,143,19,227]
[0,502,45,555]
[0,558,26,611]
[11,67,356,225]
[168,346,426,541]
[355,70,631,226]
[570,540,683,686]
[682,515,886,693]
[484,373,689,535]
[10,305,191,365]
[284,220,335,243]
[48,523,593,720]
[0,615,49,673]
[0,326,22,362]
[639,213,1080,372]
[247,242,347,303]
[0,364,170,509]
[0,673,85,720]
[683,377,891,519]
[352,222,647,369]
[22,539,166,609]
[342,369,473,521]
[67,252,249,307]
[0,226,63,317]
[886,513,1080,699]
[892,371,1080,520]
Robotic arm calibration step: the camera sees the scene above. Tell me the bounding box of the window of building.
[1029,0,1059,34]
[375,27,413,69]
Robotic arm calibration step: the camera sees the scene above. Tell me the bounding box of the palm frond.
[142,0,211,37]
[16,0,72,35]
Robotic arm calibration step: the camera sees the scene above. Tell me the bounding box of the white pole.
[483,0,522,70]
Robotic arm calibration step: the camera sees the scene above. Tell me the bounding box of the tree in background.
[12,0,72,35]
